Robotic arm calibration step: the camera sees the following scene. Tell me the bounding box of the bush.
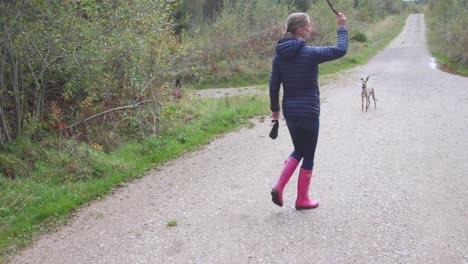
[0,1,189,146]
[351,31,368,42]
[426,0,468,68]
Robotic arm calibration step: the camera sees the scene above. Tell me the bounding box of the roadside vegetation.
[183,0,421,88]
[426,0,468,75]
[1,0,423,260]
[0,95,269,260]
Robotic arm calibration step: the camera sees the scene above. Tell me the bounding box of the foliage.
[351,31,368,42]
[183,0,288,87]
[0,0,191,147]
[180,0,415,88]
[426,0,468,69]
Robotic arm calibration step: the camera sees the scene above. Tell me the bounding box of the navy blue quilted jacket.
[269,27,348,118]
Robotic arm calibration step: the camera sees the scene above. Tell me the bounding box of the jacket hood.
[276,38,305,61]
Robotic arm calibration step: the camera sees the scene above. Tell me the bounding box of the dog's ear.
[360,78,364,81]
[366,76,370,81]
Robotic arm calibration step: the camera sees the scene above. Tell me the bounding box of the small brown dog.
[361,76,377,111]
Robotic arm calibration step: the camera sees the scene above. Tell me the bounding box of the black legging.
[286,116,319,170]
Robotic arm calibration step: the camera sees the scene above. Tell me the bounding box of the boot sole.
[271,189,283,207]
[295,204,319,210]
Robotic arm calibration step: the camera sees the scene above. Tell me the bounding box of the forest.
[0,0,466,259]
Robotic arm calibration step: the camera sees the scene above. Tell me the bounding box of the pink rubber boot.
[271,157,299,207]
[295,168,319,210]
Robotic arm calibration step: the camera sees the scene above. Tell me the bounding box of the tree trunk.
[0,46,13,145]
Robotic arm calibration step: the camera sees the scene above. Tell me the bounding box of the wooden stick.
[68,100,160,129]
[326,0,339,15]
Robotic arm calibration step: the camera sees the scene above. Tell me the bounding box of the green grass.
[431,52,468,76]
[196,73,269,90]
[166,220,178,227]
[192,58,272,90]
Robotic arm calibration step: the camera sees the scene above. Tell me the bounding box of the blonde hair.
[282,12,310,39]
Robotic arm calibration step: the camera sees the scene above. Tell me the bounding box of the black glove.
[269,120,279,140]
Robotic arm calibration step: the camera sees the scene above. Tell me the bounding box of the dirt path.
[194,86,264,98]
[12,14,468,264]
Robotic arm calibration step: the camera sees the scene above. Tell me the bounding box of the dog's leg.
[366,95,370,111]
[371,90,377,109]
[362,96,365,111]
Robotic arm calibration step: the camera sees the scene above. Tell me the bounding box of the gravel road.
[11,14,468,264]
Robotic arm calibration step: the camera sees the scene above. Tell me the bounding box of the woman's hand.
[272,111,279,121]
[337,12,347,28]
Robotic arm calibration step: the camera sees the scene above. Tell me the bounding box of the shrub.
[426,0,468,68]
[351,31,368,42]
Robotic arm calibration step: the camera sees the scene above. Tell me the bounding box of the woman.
[270,12,347,210]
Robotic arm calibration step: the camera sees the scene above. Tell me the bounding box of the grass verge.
[431,52,468,76]
[0,96,269,262]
